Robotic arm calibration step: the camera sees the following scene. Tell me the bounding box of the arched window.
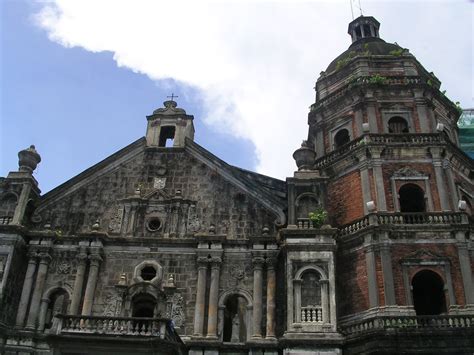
[300,271,322,323]
[296,194,319,219]
[0,193,17,223]
[399,184,426,213]
[388,116,409,133]
[223,295,247,343]
[412,270,447,315]
[334,129,350,149]
[158,126,176,147]
[293,267,329,326]
[45,289,69,329]
[131,293,157,332]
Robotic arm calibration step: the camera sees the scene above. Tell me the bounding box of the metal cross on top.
[167,93,179,101]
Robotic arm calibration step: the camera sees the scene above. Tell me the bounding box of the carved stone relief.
[165,293,185,328]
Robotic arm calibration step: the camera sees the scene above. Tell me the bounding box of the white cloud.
[33,0,472,179]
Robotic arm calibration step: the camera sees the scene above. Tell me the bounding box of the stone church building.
[1,15,473,355]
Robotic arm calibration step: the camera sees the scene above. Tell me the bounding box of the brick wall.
[337,248,369,317]
[327,171,364,226]
[390,243,466,306]
[382,163,441,211]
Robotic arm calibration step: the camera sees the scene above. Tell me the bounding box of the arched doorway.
[44,289,69,330]
[399,184,426,212]
[132,293,156,318]
[223,294,247,343]
[412,270,447,315]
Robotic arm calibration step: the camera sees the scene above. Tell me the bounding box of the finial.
[92,219,100,231]
[18,145,41,174]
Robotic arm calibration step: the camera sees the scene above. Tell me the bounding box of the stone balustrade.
[340,314,474,336]
[338,212,468,237]
[377,212,464,225]
[56,315,173,340]
[0,216,12,225]
[313,136,365,169]
[296,218,315,229]
[313,133,447,170]
[301,306,323,323]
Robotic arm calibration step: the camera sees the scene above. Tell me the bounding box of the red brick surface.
[327,170,364,226]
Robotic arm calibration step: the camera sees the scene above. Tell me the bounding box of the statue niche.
[223,295,247,343]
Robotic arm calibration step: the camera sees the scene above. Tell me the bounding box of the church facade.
[0,16,473,355]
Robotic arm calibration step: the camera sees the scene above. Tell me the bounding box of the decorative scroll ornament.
[393,167,424,177]
[102,293,123,317]
[153,177,167,190]
[187,204,200,233]
[169,294,185,327]
[57,260,72,274]
[109,206,124,233]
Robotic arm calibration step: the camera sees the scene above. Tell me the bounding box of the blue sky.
[0,0,257,192]
[1,0,472,193]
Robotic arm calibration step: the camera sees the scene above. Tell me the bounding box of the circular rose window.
[147,218,162,232]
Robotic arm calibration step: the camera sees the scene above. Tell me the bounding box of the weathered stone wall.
[37,149,278,239]
[0,241,27,326]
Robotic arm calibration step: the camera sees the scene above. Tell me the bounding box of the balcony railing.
[0,216,12,225]
[338,212,468,236]
[340,314,474,336]
[56,315,177,341]
[377,212,464,225]
[313,133,448,170]
[301,306,323,323]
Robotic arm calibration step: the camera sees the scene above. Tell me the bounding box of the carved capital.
[197,256,209,266]
[38,253,52,264]
[210,257,222,266]
[89,254,103,265]
[252,257,265,269]
[266,257,278,269]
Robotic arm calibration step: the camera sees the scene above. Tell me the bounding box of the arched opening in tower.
[399,183,426,213]
[334,129,350,149]
[388,116,409,133]
[159,126,176,147]
[412,270,447,315]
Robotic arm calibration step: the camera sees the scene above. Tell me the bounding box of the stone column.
[456,232,474,304]
[37,298,51,331]
[193,257,208,337]
[69,250,88,315]
[371,148,387,211]
[433,160,450,211]
[293,279,302,323]
[81,254,102,316]
[16,253,38,327]
[380,244,396,305]
[252,257,264,338]
[265,258,276,339]
[443,159,459,211]
[321,279,330,323]
[414,95,430,133]
[359,161,372,214]
[12,183,32,225]
[364,239,379,308]
[26,253,51,329]
[206,257,221,338]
